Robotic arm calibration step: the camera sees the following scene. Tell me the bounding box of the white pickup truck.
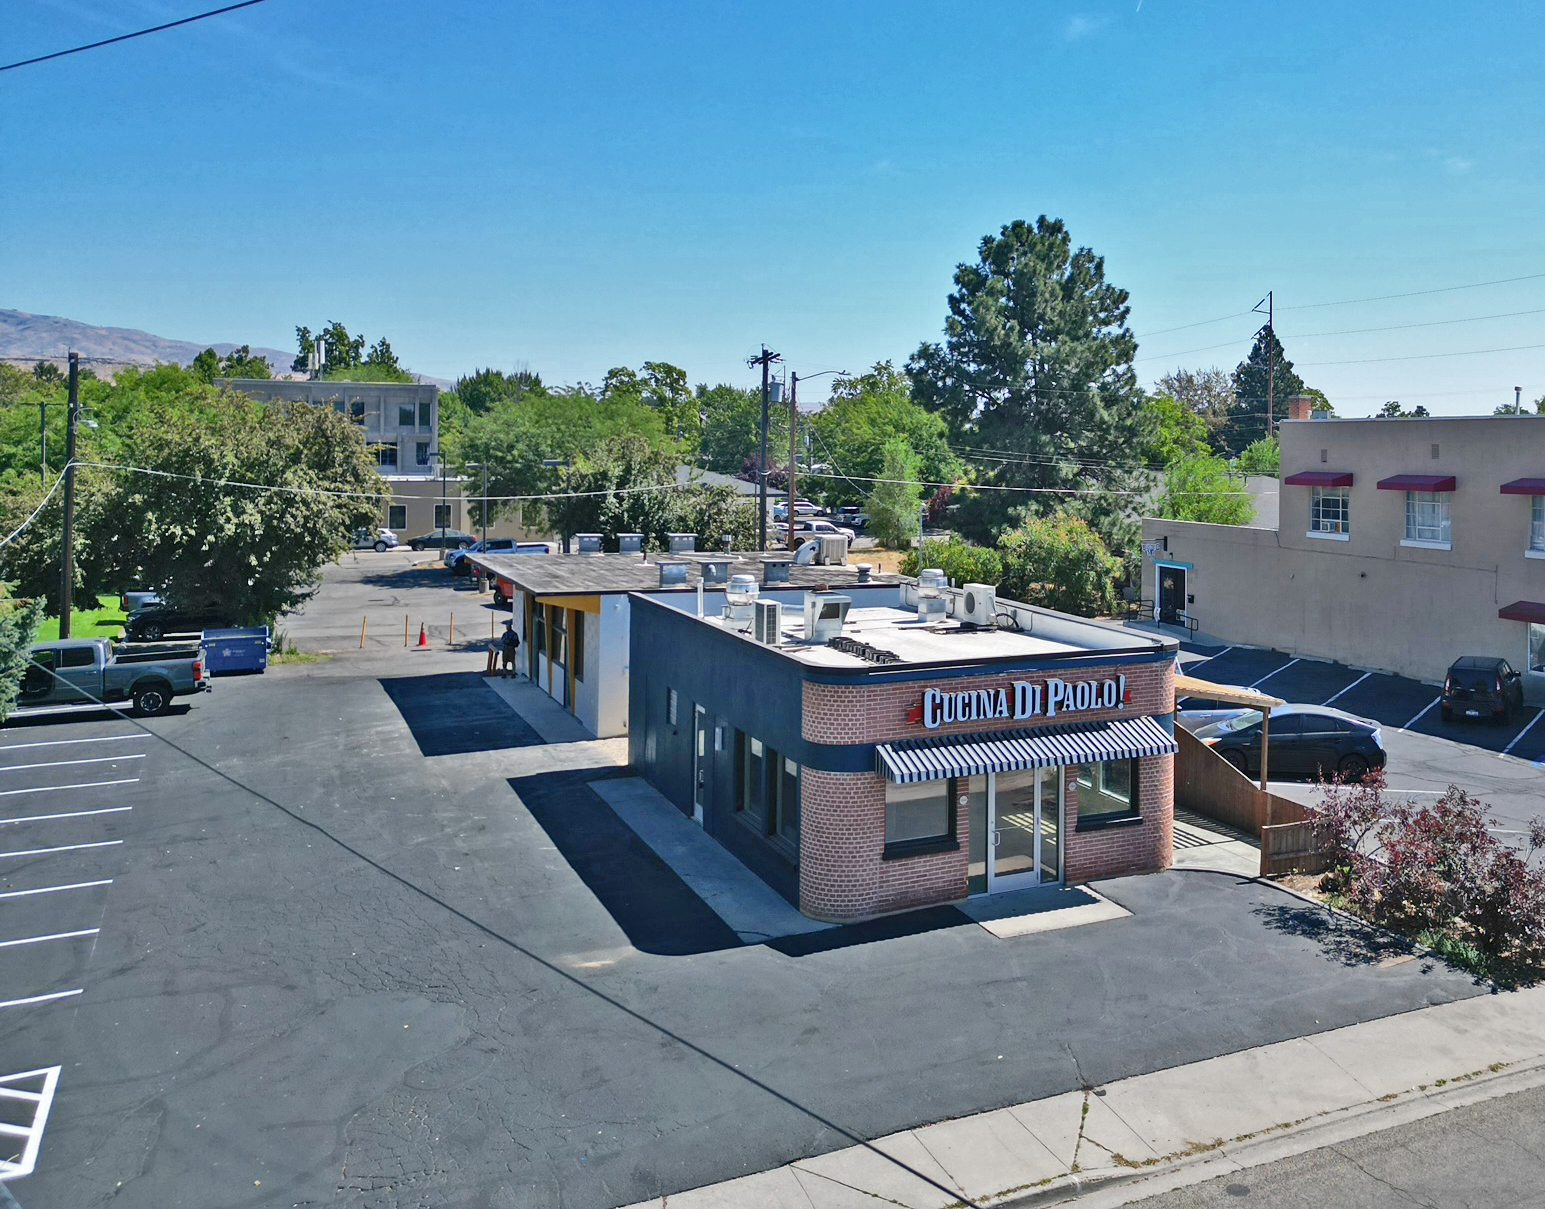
[17,638,210,717]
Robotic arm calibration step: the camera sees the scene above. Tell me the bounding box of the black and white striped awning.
[875,716,1177,784]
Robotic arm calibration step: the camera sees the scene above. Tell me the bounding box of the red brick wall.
[797,659,1175,921]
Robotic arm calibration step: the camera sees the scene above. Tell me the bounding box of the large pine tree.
[1223,327,1306,454]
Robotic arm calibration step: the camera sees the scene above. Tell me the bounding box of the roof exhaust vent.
[763,557,792,584]
[722,573,759,629]
[721,533,734,553]
[618,533,643,553]
[916,567,948,622]
[576,533,603,553]
[700,558,731,585]
[657,559,688,587]
[804,592,851,643]
[667,532,696,553]
[856,563,873,583]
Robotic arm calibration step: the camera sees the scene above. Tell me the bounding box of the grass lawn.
[34,595,126,643]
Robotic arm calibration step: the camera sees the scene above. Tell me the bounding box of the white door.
[986,765,1062,892]
[691,706,708,826]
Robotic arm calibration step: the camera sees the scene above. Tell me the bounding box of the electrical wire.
[0,0,277,72]
[1281,271,1545,310]
[1297,342,1545,367]
[1284,306,1545,339]
[0,468,67,550]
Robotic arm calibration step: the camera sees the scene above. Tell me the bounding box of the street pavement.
[0,559,1523,1208]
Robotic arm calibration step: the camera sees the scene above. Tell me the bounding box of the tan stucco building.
[1140,412,1545,702]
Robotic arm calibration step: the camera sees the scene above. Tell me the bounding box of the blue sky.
[4,0,1543,413]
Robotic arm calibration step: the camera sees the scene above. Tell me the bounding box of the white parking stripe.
[0,807,132,826]
[1503,709,1545,755]
[0,754,145,774]
[0,928,100,950]
[0,879,113,900]
[0,778,139,797]
[0,989,82,1010]
[1185,645,1233,668]
[0,840,122,859]
[1401,696,1443,730]
[0,735,144,752]
[1250,658,1300,688]
[1322,671,1373,705]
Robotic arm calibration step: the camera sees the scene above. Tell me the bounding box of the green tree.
[1235,435,1280,476]
[899,537,1003,586]
[907,217,1154,546]
[602,361,698,450]
[865,437,922,549]
[33,361,62,386]
[1494,396,1545,416]
[1145,393,1210,465]
[807,362,959,508]
[191,345,274,384]
[696,382,785,475]
[1155,367,1233,450]
[0,586,44,723]
[293,321,368,375]
[1222,327,1307,453]
[1155,453,1253,525]
[997,512,1120,616]
[0,364,34,405]
[455,368,546,414]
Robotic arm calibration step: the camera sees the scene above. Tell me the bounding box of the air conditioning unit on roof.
[959,583,997,628]
[753,599,782,645]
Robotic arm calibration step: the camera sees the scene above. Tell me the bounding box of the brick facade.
[797,659,1175,921]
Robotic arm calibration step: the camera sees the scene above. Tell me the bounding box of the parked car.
[1442,656,1525,724]
[834,506,870,531]
[352,526,398,552]
[1191,705,1387,782]
[123,603,236,642]
[18,637,208,716]
[119,589,163,613]
[444,537,551,574]
[1176,706,1254,733]
[772,500,824,519]
[776,518,856,541]
[407,528,477,552]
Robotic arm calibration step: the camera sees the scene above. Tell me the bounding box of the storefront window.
[884,778,957,850]
[1310,486,1349,535]
[1531,498,1545,552]
[1530,624,1545,674]
[572,612,585,682]
[1404,491,1451,545]
[737,734,766,824]
[387,505,406,530]
[1075,759,1138,824]
[775,756,800,844]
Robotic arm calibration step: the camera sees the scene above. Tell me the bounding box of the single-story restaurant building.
[628,581,1180,921]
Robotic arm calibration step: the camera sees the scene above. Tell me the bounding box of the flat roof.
[469,550,906,596]
[771,605,1082,667]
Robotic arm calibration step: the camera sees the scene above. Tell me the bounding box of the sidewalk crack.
[1303,1036,1378,1098]
[1328,1143,1439,1208]
[790,1164,912,1206]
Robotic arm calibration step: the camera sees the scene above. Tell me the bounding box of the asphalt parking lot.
[0,557,1491,1209]
[1176,640,1545,837]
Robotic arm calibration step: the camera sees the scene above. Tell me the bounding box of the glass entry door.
[973,765,1062,893]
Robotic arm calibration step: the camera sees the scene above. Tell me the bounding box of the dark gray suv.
[1442,656,1524,724]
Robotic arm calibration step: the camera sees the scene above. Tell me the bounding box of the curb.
[994,1054,1545,1208]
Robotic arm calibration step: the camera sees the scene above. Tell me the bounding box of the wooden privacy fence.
[1174,727,1328,877]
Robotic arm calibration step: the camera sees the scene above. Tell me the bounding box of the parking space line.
[0,754,145,774]
[0,928,100,950]
[0,1065,61,1179]
[1502,709,1545,755]
[0,839,122,859]
[0,989,82,1010]
[0,879,113,900]
[0,735,145,752]
[0,777,139,797]
[0,807,132,826]
[1185,645,1233,668]
[1401,696,1443,730]
[1250,658,1300,688]
[1322,671,1372,705]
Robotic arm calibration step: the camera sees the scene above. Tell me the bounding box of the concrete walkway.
[618,983,1545,1209]
[1169,808,1261,878]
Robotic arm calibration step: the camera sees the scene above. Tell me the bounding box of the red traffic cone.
[417,622,429,648]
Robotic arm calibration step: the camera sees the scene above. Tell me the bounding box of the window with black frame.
[884,778,957,855]
[1074,759,1139,825]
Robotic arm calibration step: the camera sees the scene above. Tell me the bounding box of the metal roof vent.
[618,533,643,553]
[916,567,948,622]
[803,593,851,643]
[667,532,696,553]
[722,574,759,630]
[576,533,603,553]
[856,563,873,583]
[657,559,688,587]
[763,557,792,584]
[700,558,732,585]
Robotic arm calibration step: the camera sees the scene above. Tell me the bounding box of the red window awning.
[1499,601,1545,624]
[1500,478,1545,495]
[1283,470,1354,487]
[1376,474,1456,492]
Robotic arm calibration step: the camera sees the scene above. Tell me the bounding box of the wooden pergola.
[1175,674,1286,792]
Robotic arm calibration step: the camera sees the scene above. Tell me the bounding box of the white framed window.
[1309,486,1350,536]
[1530,623,1545,674]
[1403,490,1451,547]
[1530,497,1545,554]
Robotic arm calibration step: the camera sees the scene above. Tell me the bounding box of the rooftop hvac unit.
[575,533,603,553]
[617,533,644,553]
[657,560,689,586]
[753,598,782,645]
[814,534,849,566]
[803,593,851,643]
[667,532,697,553]
[959,582,997,628]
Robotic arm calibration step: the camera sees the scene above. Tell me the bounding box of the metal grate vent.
[826,635,902,664]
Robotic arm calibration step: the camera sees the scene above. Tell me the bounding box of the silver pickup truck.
[18,638,209,717]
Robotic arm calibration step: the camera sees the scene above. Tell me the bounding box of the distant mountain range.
[0,308,451,386]
[0,308,296,374]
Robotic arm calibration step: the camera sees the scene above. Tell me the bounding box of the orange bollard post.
[449,612,455,644]
[405,614,410,646]
[360,615,367,649]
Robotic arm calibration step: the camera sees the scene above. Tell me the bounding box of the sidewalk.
[619,983,1545,1208]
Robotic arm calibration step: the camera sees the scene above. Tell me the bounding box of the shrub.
[996,512,1120,617]
[899,538,1003,587]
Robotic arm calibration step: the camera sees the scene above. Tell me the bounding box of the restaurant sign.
[917,676,1128,729]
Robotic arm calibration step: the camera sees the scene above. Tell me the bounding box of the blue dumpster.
[200,626,272,675]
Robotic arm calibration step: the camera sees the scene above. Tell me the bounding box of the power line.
[0,0,278,72]
[0,469,66,550]
[1133,311,1252,339]
[1281,271,1545,310]
[1298,342,1545,367]
[1284,306,1545,339]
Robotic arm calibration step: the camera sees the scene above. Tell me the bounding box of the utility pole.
[1253,291,1275,440]
[747,345,781,551]
[59,352,79,639]
[787,374,800,551]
